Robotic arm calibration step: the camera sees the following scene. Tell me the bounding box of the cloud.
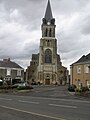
[81,15,90,35]
[0,0,90,70]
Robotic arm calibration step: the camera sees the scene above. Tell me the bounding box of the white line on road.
[1,94,90,104]
[25,96,90,104]
[18,100,39,104]
[0,98,12,101]
[17,96,90,104]
[0,105,66,120]
[49,104,77,109]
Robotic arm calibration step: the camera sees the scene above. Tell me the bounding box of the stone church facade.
[26,0,68,85]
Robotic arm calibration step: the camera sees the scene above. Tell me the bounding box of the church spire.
[44,0,53,21]
[42,0,55,37]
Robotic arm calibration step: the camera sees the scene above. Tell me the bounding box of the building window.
[17,70,21,76]
[45,49,52,63]
[84,65,90,73]
[86,80,90,86]
[47,40,50,46]
[46,40,51,47]
[7,69,11,76]
[77,66,81,73]
[45,28,48,37]
[88,66,90,73]
[49,28,52,37]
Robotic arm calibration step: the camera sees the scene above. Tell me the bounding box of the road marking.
[17,96,90,103]
[0,98,12,101]
[19,100,39,104]
[1,94,90,104]
[49,104,77,109]
[0,105,66,120]
[26,96,90,104]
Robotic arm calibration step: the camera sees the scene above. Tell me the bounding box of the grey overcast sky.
[0,0,90,70]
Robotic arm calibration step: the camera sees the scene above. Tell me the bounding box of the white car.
[13,82,29,88]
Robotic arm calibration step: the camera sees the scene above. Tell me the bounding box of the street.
[0,86,90,120]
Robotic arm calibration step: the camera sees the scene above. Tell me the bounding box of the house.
[70,53,90,88]
[26,0,68,85]
[0,58,24,85]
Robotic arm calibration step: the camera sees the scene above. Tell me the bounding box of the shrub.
[68,84,76,92]
[76,88,82,92]
[81,87,89,92]
[76,87,89,93]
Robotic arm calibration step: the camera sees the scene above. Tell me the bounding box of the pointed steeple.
[45,0,53,21]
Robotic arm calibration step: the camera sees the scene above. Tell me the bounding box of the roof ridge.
[0,59,23,69]
[72,53,90,64]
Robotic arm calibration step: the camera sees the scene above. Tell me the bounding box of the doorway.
[45,79,50,85]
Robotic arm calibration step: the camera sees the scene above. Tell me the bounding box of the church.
[26,0,68,85]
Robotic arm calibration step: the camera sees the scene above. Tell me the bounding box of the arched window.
[45,49,52,63]
[49,28,52,37]
[45,28,48,37]
[47,40,50,46]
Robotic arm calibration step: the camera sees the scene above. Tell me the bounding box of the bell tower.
[38,0,58,85]
[42,0,55,38]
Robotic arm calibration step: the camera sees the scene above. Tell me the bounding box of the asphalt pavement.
[0,85,90,120]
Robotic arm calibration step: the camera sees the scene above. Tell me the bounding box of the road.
[0,86,90,120]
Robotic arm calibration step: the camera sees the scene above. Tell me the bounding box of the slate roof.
[73,53,90,64]
[44,0,53,21]
[32,54,39,60]
[0,59,23,69]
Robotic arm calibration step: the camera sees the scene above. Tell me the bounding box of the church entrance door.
[45,79,50,85]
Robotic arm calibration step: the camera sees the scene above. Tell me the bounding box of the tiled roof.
[73,53,90,64]
[0,59,23,69]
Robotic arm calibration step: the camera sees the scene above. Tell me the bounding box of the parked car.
[12,82,33,90]
[17,82,33,90]
[12,82,30,88]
